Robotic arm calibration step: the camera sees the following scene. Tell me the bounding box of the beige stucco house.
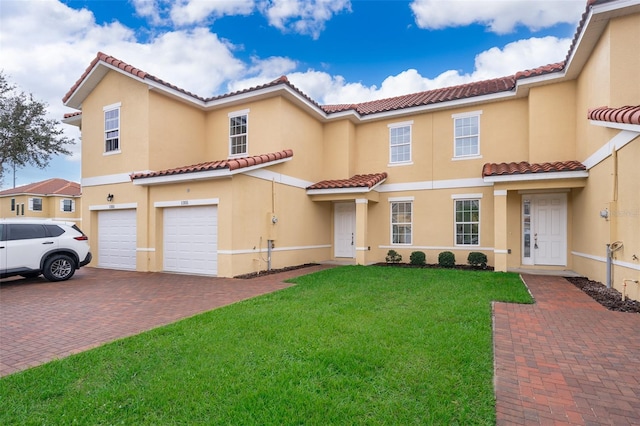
[62,0,639,300]
[0,178,82,223]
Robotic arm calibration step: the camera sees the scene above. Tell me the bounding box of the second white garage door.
[164,206,218,275]
[98,209,137,270]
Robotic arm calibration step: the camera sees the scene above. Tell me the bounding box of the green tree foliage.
[0,72,74,180]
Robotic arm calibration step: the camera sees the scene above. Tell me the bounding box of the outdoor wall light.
[107,193,114,202]
[599,208,608,219]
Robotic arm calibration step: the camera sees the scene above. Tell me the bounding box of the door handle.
[351,233,354,246]
[534,233,538,249]
[42,241,54,245]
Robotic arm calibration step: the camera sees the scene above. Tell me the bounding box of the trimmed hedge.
[438,251,455,268]
[467,252,488,268]
[409,251,426,266]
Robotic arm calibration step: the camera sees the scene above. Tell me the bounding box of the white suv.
[0,219,92,282]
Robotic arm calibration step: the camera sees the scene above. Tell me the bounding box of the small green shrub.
[386,250,402,264]
[409,251,426,266]
[438,251,456,268]
[467,252,488,268]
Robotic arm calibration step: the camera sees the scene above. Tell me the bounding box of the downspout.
[606,241,623,289]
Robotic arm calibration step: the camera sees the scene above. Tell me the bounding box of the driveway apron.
[494,274,640,425]
[0,265,331,377]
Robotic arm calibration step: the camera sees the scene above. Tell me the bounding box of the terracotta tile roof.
[130,149,293,180]
[307,173,388,190]
[588,105,640,125]
[63,111,82,119]
[514,62,565,80]
[63,53,323,109]
[482,161,586,177]
[565,0,617,66]
[322,76,516,116]
[0,178,81,196]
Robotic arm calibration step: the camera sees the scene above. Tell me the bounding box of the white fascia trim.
[89,202,137,211]
[307,187,375,196]
[379,245,494,252]
[589,120,640,132]
[378,177,490,193]
[133,169,232,186]
[218,244,331,255]
[583,129,639,169]
[154,198,219,208]
[132,157,292,186]
[62,114,82,126]
[451,193,483,199]
[494,189,508,196]
[136,248,156,252]
[483,170,588,183]
[355,199,369,204]
[82,173,135,187]
[572,251,640,272]
[243,168,313,189]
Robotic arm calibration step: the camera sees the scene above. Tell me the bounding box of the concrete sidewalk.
[494,274,640,425]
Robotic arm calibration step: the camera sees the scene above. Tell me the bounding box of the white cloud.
[410,0,585,34]
[169,0,255,26]
[285,36,570,105]
[259,0,351,39]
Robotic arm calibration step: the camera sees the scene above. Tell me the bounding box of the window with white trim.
[29,197,43,212]
[453,112,480,158]
[229,110,248,157]
[455,199,480,245]
[391,201,412,244]
[389,121,412,164]
[104,104,121,153]
[61,199,75,213]
[11,198,15,211]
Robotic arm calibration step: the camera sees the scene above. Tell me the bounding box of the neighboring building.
[62,0,639,300]
[0,178,82,223]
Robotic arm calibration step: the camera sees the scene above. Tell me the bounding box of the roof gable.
[0,178,81,197]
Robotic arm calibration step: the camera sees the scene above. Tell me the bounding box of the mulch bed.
[233,263,320,279]
[565,276,640,313]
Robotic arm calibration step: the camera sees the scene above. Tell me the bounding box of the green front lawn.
[1,266,532,425]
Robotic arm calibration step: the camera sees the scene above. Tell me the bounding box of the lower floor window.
[391,201,412,244]
[455,199,479,245]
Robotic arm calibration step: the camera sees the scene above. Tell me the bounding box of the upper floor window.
[10,198,15,211]
[61,199,75,213]
[29,197,43,212]
[104,103,121,153]
[453,111,481,158]
[390,198,413,245]
[389,121,412,164]
[454,198,480,246]
[229,109,249,157]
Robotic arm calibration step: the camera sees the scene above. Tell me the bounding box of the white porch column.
[493,189,508,272]
[355,199,369,265]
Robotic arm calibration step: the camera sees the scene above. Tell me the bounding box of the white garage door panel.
[98,209,137,270]
[164,206,217,275]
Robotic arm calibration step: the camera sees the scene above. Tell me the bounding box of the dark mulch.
[566,276,640,313]
[234,263,320,279]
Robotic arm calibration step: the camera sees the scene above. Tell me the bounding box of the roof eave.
[483,170,589,183]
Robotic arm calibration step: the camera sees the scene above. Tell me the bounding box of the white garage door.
[98,209,137,270]
[164,206,217,275]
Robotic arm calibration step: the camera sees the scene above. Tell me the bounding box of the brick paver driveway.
[494,274,640,425]
[0,265,330,377]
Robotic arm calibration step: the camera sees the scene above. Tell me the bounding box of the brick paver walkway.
[494,274,640,425]
[0,265,331,377]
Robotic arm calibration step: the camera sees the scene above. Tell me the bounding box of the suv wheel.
[43,254,76,281]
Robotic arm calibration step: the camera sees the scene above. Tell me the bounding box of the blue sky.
[1,0,587,190]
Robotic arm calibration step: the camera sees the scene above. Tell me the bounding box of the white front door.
[522,194,567,266]
[334,203,356,258]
